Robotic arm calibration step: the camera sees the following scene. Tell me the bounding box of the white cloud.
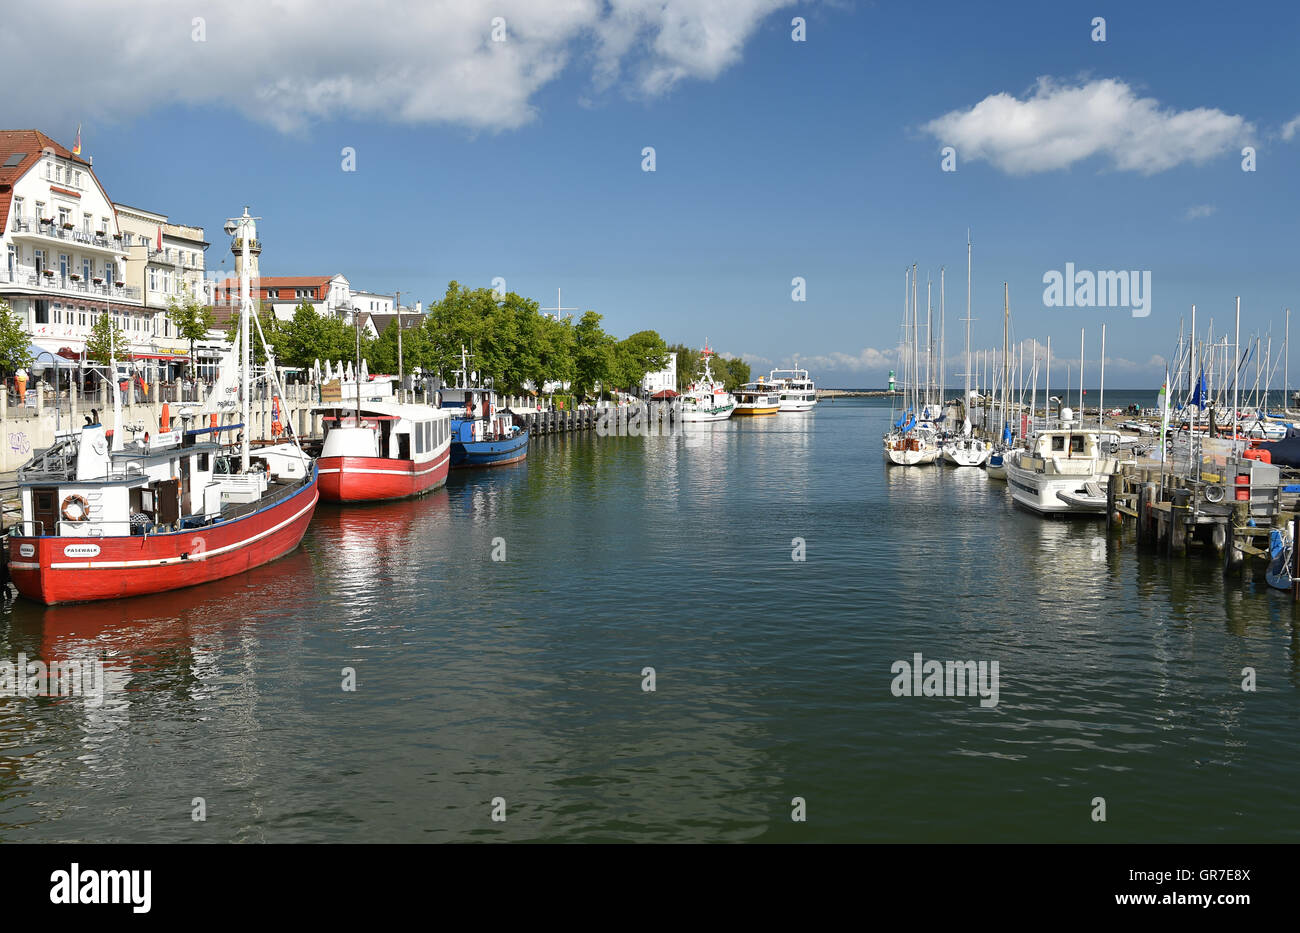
[1282,114,1300,141]
[1184,204,1216,221]
[4,0,795,134]
[799,347,894,372]
[923,77,1253,175]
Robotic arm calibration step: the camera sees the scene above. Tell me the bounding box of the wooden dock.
[1106,457,1300,591]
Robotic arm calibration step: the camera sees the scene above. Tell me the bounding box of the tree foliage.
[0,300,32,377]
[85,311,130,365]
[166,289,214,376]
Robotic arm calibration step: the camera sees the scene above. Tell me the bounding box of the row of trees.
[1,286,753,401]
[230,282,675,400]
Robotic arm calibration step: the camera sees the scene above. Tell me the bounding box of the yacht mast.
[964,231,972,434]
[912,264,920,418]
[1002,284,1009,435]
[1099,323,1106,430]
[939,266,946,424]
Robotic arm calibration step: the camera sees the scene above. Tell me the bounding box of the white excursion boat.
[733,379,781,416]
[679,347,736,422]
[1003,409,1128,515]
[769,368,818,412]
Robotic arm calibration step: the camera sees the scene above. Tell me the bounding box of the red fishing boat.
[315,401,452,502]
[2,206,320,606]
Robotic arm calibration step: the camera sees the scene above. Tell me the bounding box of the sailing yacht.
[679,347,736,422]
[769,368,818,412]
[942,233,989,467]
[883,264,939,464]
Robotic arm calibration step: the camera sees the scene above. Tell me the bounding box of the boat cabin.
[14,421,309,538]
[317,402,451,464]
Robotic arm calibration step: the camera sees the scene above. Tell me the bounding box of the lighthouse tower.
[888,370,896,392]
[231,212,261,279]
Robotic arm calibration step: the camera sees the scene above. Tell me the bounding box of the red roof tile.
[0,130,92,233]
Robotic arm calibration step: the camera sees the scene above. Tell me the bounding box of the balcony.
[0,267,141,302]
[9,217,122,255]
[148,249,178,266]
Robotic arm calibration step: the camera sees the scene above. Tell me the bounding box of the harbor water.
[1,398,1296,842]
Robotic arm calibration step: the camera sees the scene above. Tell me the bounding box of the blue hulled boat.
[438,349,530,468]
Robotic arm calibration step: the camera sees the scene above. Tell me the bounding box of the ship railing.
[8,519,46,537]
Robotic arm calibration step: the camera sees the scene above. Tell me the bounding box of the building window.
[13,197,23,222]
[35,201,45,222]
[149,268,158,291]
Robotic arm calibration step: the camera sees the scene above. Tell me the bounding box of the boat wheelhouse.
[315,401,452,501]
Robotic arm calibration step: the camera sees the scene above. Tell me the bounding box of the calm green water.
[1,399,1297,842]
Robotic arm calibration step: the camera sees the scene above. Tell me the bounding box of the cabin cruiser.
[769,368,818,412]
[1002,408,1128,515]
[679,347,736,422]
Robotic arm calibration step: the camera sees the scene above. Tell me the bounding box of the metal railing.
[9,218,114,249]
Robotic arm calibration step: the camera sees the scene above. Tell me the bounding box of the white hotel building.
[0,130,204,378]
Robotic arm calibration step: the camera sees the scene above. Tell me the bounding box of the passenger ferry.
[732,379,781,416]
[769,368,818,412]
[315,401,452,501]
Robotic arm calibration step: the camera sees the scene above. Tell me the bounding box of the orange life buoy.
[61,494,90,523]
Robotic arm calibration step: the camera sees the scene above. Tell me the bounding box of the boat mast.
[926,276,932,412]
[939,266,946,424]
[1045,336,1051,424]
[1078,327,1084,420]
[1287,307,1291,413]
[236,207,254,472]
[1234,296,1241,441]
[1002,283,1009,436]
[1099,323,1106,431]
[964,231,972,435]
[912,264,920,418]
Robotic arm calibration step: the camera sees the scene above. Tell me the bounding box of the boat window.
[1070,435,1085,454]
[197,453,210,472]
[1051,436,1065,452]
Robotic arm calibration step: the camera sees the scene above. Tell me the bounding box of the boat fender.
[61,494,90,523]
[1204,484,1226,504]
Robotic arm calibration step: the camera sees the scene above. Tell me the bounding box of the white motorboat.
[679,347,736,422]
[1003,410,1128,515]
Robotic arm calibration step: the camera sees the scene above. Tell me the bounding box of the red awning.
[650,389,678,399]
[130,353,189,360]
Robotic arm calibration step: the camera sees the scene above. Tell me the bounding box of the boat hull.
[1005,464,1108,516]
[734,405,780,416]
[679,403,735,422]
[318,449,449,502]
[451,429,529,468]
[779,399,817,412]
[942,443,990,467]
[6,470,320,605]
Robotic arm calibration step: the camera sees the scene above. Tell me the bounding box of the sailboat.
[4,207,319,605]
[943,233,990,466]
[884,265,939,464]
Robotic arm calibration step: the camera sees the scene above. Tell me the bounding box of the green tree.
[613,329,669,392]
[165,289,214,377]
[85,311,129,365]
[718,355,751,390]
[0,300,32,378]
[573,311,615,399]
[368,317,426,375]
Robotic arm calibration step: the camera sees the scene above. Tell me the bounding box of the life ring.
[61,494,90,523]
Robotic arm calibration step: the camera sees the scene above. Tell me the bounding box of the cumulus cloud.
[923,77,1253,175]
[3,0,794,134]
[799,347,894,372]
[1184,204,1216,221]
[1282,114,1300,141]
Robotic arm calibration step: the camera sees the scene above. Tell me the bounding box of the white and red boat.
[315,401,452,502]
[4,420,317,605]
[3,206,319,606]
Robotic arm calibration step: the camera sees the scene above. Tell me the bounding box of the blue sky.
[14,0,1300,387]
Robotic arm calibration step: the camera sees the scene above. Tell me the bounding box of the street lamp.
[32,349,60,431]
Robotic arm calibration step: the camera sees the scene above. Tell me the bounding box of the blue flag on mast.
[1190,369,1207,409]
